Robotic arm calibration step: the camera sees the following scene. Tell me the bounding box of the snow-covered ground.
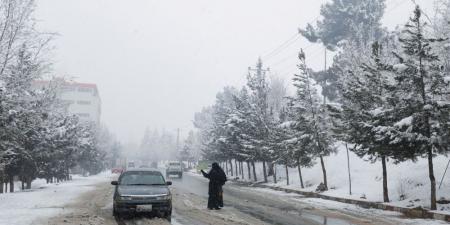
[245,187,448,225]
[0,172,114,225]
[229,144,450,213]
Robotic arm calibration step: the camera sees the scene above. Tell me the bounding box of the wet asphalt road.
[41,170,399,225]
[169,172,356,225]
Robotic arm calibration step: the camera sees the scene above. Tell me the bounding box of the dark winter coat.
[201,165,226,194]
[201,163,227,208]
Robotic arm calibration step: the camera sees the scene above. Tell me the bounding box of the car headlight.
[119,196,133,201]
[155,194,171,201]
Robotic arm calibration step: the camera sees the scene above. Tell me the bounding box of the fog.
[34,0,434,144]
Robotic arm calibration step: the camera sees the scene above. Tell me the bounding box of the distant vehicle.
[151,161,158,169]
[127,161,135,169]
[111,169,172,221]
[166,161,183,178]
[139,165,149,168]
[111,167,124,174]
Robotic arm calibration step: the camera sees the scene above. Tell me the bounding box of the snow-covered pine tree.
[231,87,259,181]
[267,76,288,177]
[193,106,217,161]
[300,0,387,103]
[289,49,335,190]
[180,130,196,168]
[388,6,449,210]
[282,101,315,189]
[300,0,386,50]
[213,87,239,175]
[270,106,303,186]
[246,58,272,183]
[331,40,411,202]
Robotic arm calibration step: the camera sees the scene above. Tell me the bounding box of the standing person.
[201,162,227,210]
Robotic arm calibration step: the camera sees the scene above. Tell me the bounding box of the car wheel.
[165,212,172,222]
[113,206,119,217]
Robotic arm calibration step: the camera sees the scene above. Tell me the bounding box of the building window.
[78,87,92,93]
[61,86,75,92]
[77,113,90,118]
[77,100,91,105]
[61,99,75,105]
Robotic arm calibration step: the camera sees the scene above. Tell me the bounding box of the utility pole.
[248,58,270,85]
[323,46,327,104]
[176,128,180,161]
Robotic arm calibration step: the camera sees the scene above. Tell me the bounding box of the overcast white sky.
[34,0,435,143]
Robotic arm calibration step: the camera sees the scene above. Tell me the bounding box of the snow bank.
[232,145,450,213]
[0,172,113,225]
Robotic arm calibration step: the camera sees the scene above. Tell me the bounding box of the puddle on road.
[231,203,355,225]
[302,213,354,225]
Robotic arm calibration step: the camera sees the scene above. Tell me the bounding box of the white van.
[166,161,183,178]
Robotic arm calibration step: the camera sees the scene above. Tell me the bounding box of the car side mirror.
[111,181,118,185]
[166,181,172,186]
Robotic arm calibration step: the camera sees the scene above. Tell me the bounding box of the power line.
[261,33,301,61]
[268,43,318,68]
[385,0,409,15]
[259,9,324,63]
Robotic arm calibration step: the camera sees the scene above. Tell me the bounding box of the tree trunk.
[381,155,389,203]
[285,164,289,185]
[235,160,238,176]
[225,161,229,175]
[241,162,244,180]
[0,176,3,193]
[297,157,304,189]
[9,176,14,193]
[319,155,328,190]
[262,161,268,183]
[252,161,257,182]
[5,182,7,193]
[247,161,251,180]
[239,162,242,179]
[21,178,24,190]
[229,160,234,177]
[268,162,274,176]
[273,163,277,184]
[26,177,32,189]
[428,147,437,210]
[345,143,352,195]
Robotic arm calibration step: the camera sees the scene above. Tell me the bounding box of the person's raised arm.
[201,170,210,179]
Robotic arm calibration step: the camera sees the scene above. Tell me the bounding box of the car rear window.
[120,171,165,185]
[169,163,180,166]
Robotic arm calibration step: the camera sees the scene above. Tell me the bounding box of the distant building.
[34,80,102,124]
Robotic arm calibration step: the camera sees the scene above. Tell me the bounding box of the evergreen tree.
[300,0,387,102]
[246,58,272,182]
[300,0,386,49]
[331,41,411,202]
[387,6,449,210]
[289,50,335,190]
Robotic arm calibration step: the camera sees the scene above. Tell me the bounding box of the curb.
[232,180,450,222]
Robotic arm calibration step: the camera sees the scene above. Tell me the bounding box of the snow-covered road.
[0,172,113,225]
[14,172,445,225]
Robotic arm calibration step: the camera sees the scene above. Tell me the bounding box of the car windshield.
[120,171,165,185]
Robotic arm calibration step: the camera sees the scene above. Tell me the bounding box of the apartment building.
[34,80,102,124]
